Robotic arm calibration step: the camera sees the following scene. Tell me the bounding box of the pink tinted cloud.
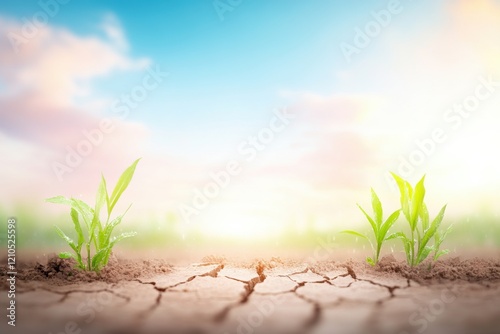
[247,94,378,190]
[0,17,148,105]
[0,16,150,147]
[292,94,377,189]
[0,16,156,202]
[295,131,376,189]
[298,93,369,125]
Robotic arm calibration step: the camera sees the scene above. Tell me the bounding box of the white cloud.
[101,12,129,51]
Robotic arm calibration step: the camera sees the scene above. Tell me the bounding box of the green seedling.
[47,159,140,271]
[390,173,450,267]
[433,225,452,262]
[342,188,400,266]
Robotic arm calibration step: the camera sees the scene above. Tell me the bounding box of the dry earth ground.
[1,254,499,334]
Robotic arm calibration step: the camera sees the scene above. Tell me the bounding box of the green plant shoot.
[47,159,140,271]
[342,188,400,266]
[390,172,450,267]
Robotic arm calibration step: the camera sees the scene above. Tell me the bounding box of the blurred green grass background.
[1,204,499,255]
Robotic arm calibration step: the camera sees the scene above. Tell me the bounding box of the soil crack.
[135,264,225,292]
[343,265,357,279]
[292,287,322,329]
[213,262,267,322]
[37,286,131,305]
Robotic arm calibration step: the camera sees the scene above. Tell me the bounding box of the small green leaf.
[71,199,94,230]
[95,175,107,218]
[435,225,453,248]
[99,214,124,248]
[46,196,73,205]
[102,231,136,265]
[341,230,369,240]
[370,188,383,227]
[366,257,375,266]
[357,204,377,235]
[54,226,78,252]
[91,248,109,270]
[410,175,426,230]
[433,225,452,262]
[108,158,140,216]
[110,231,137,246]
[91,175,107,237]
[416,245,433,265]
[418,205,447,256]
[377,209,400,246]
[392,232,412,265]
[391,172,413,224]
[70,208,84,250]
[434,249,450,261]
[385,232,399,241]
[420,202,430,231]
[99,205,131,248]
[341,230,374,252]
[59,252,73,259]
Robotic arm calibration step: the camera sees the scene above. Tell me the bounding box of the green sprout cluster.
[343,173,451,267]
[47,159,140,272]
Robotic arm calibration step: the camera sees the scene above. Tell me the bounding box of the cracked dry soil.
[1,256,500,334]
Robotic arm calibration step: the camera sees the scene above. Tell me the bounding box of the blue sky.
[1,0,499,239]
[2,0,383,124]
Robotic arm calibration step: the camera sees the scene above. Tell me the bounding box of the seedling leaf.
[96,175,107,215]
[416,245,433,264]
[341,230,369,240]
[410,175,426,230]
[54,226,78,253]
[434,249,450,261]
[371,188,383,226]
[420,202,429,231]
[377,209,400,246]
[92,175,107,234]
[71,199,94,230]
[391,172,411,222]
[418,205,447,257]
[91,248,109,270]
[393,232,412,264]
[70,208,84,249]
[110,231,137,246]
[357,204,377,234]
[46,196,73,205]
[385,232,399,241]
[108,158,140,215]
[59,252,73,259]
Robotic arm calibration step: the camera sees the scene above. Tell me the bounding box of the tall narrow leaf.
[371,188,383,226]
[93,175,107,230]
[357,204,377,234]
[391,173,411,222]
[420,202,430,231]
[378,210,400,245]
[70,208,84,250]
[410,175,426,230]
[418,205,447,257]
[108,158,140,215]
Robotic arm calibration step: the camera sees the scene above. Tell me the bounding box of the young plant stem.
[411,229,415,266]
[87,243,91,271]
